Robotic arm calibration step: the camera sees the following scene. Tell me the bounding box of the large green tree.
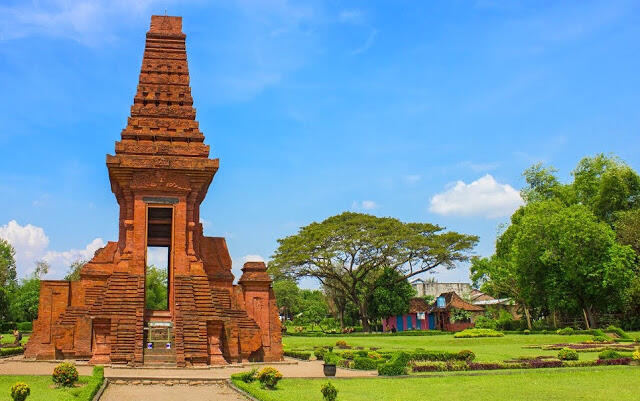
[0,238,17,286]
[271,212,478,331]
[367,268,416,323]
[0,239,17,321]
[272,279,301,321]
[145,265,168,310]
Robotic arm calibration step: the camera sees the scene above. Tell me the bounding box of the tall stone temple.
[25,15,283,366]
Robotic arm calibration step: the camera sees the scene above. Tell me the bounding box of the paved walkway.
[0,357,377,379]
[101,383,249,401]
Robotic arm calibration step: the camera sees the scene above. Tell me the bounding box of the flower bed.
[542,343,635,352]
[411,357,632,373]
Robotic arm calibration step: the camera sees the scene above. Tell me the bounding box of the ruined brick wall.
[25,15,282,366]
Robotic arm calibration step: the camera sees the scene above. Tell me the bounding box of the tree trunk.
[338,304,345,329]
[357,302,371,332]
[586,306,597,329]
[523,306,532,330]
[582,308,591,330]
[552,310,557,329]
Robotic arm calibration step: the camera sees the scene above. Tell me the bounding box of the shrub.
[633,348,640,361]
[323,352,340,365]
[453,328,504,338]
[355,350,368,357]
[367,351,382,360]
[599,349,623,360]
[314,348,326,361]
[557,327,575,335]
[524,329,530,335]
[378,352,411,376]
[321,382,338,401]
[592,335,610,343]
[0,347,24,357]
[52,362,79,387]
[474,315,498,330]
[558,348,579,361]
[340,350,354,359]
[335,340,349,349]
[10,382,30,401]
[257,367,283,390]
[605,325,630,339]
[457,350,476,362]
[353,357,378,370]
[15,322,32,332]
[284,351,312,360]
[231,368,257,383]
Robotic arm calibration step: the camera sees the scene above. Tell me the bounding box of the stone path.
[0,357,376,379]
[106,359,377,379]
[101,383,249,401]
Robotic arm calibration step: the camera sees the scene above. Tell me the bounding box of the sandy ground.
[101,383,249,401]
[0,357,376,379]
[105,359,377,379]
[0,358,94,376]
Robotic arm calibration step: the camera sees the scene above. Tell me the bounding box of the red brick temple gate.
[25,15,283,366]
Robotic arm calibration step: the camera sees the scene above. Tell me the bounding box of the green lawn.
[234,366,639,401]
[0,334,29,346]
[0,375,102,401]
[284,333,603,361]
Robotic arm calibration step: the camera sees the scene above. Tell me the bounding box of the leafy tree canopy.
[271,212,477,331]
[145,265,168,310]
[0,238,17,287]
[368,268,416,321]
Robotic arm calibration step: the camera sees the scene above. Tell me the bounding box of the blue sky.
[1,0,639,286]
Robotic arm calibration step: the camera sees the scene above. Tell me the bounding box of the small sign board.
[148,322,172,327]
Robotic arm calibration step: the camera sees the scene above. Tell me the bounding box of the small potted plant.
[323,352,338,377]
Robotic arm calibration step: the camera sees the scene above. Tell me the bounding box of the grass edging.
[228,379,262,401]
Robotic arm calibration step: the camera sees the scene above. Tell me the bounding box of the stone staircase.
[143,322,176,366]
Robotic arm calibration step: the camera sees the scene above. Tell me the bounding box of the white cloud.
[429,174,523,218]
[351,200,378,211]
[0,0,178,45]
[0,220,104,278]
[0,220,49,276]
[242,254,265,263]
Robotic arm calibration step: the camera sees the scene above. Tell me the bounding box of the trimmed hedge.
[0,347,24,357]
[283,350,312,360]
[453,329,504,338]
[353,357,378,370]
[410,350,476,362]
[378,352,411,376]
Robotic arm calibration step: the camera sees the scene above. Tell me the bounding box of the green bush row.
[0,347,24,357]
[453,328,504,338]
[378,352,412,376]
[0,322,32,333]
[283,350,312,360]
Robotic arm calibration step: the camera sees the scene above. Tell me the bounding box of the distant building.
[411,279,472,298]
[382,292,484,333]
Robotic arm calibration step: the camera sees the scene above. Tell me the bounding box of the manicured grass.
[0,374,102,401]
[234,366,639,401]
[284,333,601,362]
[0,334,29,346]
